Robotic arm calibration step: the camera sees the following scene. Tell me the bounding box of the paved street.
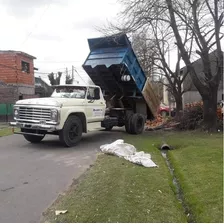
[0,126,123,222]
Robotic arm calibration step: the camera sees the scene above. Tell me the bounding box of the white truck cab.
[10,84,106,147]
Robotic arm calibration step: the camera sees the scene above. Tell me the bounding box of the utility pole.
[66,67,68,76]
[72,65,74,82]
[66,67,68,85]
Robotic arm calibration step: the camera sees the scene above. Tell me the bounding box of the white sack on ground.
[100,139,157,168]
[100,139,136,157]
[125,151,157,168]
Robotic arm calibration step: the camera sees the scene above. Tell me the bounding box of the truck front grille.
[18,107,51,122]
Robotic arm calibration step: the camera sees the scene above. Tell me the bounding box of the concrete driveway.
[0,127,123,222]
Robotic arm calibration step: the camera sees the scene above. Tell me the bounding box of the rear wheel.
[59,116,82,147]
[130,113,145,134]
[125,114,133,134]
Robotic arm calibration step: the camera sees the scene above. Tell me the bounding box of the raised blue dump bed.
[82,34,146,97]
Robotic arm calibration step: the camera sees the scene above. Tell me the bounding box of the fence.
[0,82,41,122]
[0,103,14,122]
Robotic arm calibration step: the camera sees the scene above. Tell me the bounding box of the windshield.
[51,86,87,99]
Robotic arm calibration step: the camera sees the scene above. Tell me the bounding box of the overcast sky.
[0,1,223,85]
[0,0,120,84]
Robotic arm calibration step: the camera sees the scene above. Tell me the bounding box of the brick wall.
[0,83,17,104]
[0,51,35,86]
[0,53,17,84]
[16,54,35,85]
[0,81,39,103]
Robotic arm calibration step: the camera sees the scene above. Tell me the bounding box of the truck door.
[86,87,106,122]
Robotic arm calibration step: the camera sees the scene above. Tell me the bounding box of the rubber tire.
[130,113,145,134]
[23,134,45,143]
[59,116,82,147]
[125,114,133,134]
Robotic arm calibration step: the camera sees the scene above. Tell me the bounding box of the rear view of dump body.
[82,34,159,119]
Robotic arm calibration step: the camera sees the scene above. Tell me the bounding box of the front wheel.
[59,115,82,147]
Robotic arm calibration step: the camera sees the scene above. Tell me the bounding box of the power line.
[34,67,69,75]
[35,71,51,75]
[36,60,83,63]
[0,63,91,79]
[20,1,52,47]
[73,67,88,85]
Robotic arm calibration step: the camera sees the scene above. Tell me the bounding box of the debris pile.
[145,115,166,130]
[145,101,223,131]
[179,101,223,130]
[145,115,179,131]
[178,102,203,130]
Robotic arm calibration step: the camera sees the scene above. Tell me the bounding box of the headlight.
[14,108,19,119]
[50,109,59,122]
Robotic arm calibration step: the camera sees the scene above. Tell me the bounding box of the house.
[0,50,37,100]
[182,50,223,105]
[35,77,53,97]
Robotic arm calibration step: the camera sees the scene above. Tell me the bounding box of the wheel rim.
[68,123,79,140]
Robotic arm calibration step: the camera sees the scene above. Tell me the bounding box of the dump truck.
[82,34,159,132]
[10,34,159,147]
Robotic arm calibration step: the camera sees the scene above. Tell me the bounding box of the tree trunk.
[174,94,183,120]
[202,88,218,132]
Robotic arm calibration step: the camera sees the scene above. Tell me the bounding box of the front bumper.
[10,121,57,132]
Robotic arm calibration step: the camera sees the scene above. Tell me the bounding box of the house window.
[21,61,30,73]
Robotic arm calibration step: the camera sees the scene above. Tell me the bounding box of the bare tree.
[48,72,62,86]
[147,18,194,118]
[99,0,223,131]
[165,0,223,131]
[99,8,191,118]
[132,32,157,77]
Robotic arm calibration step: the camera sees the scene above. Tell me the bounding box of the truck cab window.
[87,87,100,100]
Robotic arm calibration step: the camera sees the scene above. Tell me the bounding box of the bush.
[178,101,223,131]
[178,104,203,130]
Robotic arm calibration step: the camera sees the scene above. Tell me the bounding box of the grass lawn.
[166,132,223,223]
[43,131,223,223]
[0,127,16,137]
